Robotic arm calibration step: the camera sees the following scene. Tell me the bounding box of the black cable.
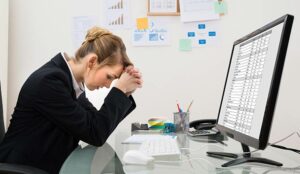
[271,144,300,154]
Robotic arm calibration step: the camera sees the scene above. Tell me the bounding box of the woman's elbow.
[90,136,107,147]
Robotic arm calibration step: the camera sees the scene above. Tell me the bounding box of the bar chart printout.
[104,0,131,29]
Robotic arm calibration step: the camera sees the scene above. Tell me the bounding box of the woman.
[0,27,142,174]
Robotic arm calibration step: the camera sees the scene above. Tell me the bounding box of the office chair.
[0,82,48,174]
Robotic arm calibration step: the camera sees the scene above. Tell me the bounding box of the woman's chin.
[86,86,96,91]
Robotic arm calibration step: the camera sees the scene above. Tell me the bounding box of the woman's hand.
[125,66,143,96]
[115,66,143,96]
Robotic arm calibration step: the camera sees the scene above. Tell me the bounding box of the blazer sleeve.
[77,92,136,116]
[77,92,98,111]
[34,73,136,146]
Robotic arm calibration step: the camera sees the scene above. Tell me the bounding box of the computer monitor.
[0,82,5,142]
[208,14,294,167]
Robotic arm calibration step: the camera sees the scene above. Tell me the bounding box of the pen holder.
[173,112,189,133]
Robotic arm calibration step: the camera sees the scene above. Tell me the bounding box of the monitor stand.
[207,143,283,167]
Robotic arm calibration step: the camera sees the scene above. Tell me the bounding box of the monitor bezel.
[0,82,5,142]
[216,14,294,150]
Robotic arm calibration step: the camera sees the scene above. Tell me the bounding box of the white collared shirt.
[61,52,85,98]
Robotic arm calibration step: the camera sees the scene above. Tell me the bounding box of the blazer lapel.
[51,53,77,99]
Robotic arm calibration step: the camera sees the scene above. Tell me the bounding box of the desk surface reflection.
[60,132,300,174]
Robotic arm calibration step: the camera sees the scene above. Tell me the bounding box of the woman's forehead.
[103,64,123,77]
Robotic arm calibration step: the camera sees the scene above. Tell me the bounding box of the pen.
[176,102,182,113]
[187,100,193,112]
[215,139,227,146]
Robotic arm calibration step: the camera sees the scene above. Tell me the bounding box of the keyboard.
[139,136,181,160]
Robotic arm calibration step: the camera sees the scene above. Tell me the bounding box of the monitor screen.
[216,14,293,150]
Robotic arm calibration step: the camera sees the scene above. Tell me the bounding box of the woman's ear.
[87,53,98,69]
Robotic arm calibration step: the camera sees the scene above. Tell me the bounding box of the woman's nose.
[104,80,112,88]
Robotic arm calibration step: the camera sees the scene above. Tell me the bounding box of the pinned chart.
[108,0,124,9]
[103,0,132,29]
[109,14,124,25]
[133,18,170,46]
[183,21,219,47]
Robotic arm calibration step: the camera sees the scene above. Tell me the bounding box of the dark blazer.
[0,53,136,174]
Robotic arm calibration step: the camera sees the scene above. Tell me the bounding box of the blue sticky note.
[198,24,206,29]
[208,31,216,36]
[187,32,196,37]
[199,39,206,45]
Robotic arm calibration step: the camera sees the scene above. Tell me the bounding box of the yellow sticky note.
[136,17,149,30]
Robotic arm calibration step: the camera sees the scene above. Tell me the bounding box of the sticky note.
[179,39,192,51]
[136,17,149,30]
[198,39,206,45]
[198,24,206,29]
[214,1,228,14]
[187,32,196,37]
[208,31,216,36]
[148,118,165,130]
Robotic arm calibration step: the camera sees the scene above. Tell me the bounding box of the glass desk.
[60,131,300,174]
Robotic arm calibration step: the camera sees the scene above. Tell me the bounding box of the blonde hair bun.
[85,26,112,42]
[76,26,132,68]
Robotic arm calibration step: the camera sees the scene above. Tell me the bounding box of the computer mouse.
[122,150,154,165]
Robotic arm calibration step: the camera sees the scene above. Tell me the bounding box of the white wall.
[0,0,9,128]
[8,0,300,149]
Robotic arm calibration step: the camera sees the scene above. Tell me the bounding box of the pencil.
[187,100,194,112]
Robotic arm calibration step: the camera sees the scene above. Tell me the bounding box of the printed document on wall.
[132,18,170,46]
[183,21,220,47]
[72,16,98,49]
[102,0,132,29]
[149,0,178,13]
[179,0,219,22]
